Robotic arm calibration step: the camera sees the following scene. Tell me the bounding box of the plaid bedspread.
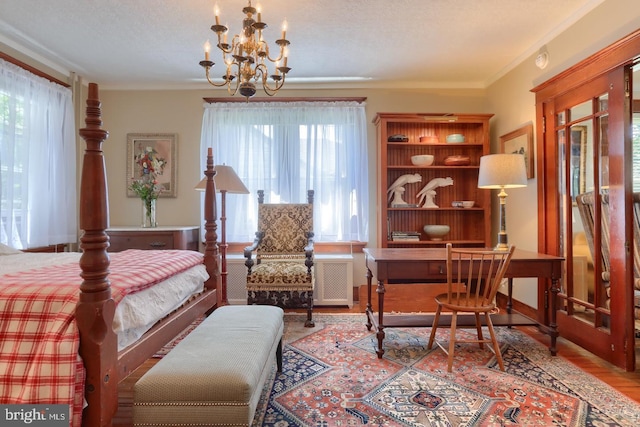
[0,249,205,426]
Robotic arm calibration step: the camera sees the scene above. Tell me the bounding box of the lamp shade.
[477,154,528,189]
[195,164,249,194]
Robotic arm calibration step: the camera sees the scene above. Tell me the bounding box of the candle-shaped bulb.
[275,60,280,75]
[204,40,211,61]
[283,47,288,67]
[214,3,220,25]
[223,29,228,44]
[281,19,287,39]
[256,4,262,22]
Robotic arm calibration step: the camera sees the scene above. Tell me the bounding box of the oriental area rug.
[248,313,640,427]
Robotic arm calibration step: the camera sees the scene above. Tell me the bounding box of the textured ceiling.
[0,0,603,90]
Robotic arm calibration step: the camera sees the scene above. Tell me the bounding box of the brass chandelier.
[199,1,291,100]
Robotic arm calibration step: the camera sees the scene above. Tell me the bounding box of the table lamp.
[478,154,527,251]
[196,164,249,304]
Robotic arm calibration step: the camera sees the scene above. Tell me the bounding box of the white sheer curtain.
[0,59,76,249]
[200,101,369,242]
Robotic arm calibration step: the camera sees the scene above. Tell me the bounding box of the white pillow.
[0,243,22,255]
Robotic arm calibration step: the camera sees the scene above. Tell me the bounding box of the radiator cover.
[226,254,353,307]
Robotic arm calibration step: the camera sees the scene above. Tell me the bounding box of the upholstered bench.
[133,305,284,426]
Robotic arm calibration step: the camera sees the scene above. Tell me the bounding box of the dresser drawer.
[109,233,173,251]
[106,227,199,252]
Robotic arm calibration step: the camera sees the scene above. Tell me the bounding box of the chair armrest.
[243,240,259,259]
[244,232,264,273]
[304,233,315,273]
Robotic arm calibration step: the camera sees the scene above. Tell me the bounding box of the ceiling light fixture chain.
[199,1,290,100]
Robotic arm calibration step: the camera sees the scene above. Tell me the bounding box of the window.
[201,100,369,242]
[0,59,76,249]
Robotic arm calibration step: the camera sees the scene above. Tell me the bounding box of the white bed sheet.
[0,251,208,350]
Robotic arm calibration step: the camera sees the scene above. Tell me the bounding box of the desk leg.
[506,278,514,328]
[506,278,513,314]
[365,267,373,331]
[549,277,560,356]
[375,279,386,358]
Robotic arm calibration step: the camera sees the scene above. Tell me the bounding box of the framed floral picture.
[126,133,178,198]
[500,123,534,179]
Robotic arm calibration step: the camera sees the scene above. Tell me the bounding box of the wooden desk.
[363,247,564,358]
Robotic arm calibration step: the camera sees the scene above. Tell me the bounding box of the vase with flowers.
[129,146,166,227]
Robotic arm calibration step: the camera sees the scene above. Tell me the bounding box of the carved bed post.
[203,147,222,302]
[76,83,118,426]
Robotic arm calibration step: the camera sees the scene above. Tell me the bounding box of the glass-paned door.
[548,68,635,369]
[534,31,640,372]
[558,95,611,330]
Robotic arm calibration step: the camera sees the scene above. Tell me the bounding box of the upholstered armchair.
[244,190,315,327]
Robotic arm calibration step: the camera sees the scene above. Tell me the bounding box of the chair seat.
[434,293,496,313]
[247,261,314,291]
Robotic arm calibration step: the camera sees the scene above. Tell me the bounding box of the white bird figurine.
[416,177,454,208]
[387,173,422,205]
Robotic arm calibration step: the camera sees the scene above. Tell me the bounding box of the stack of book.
[391,231,420,241]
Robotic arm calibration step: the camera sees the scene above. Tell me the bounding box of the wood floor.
[114,305,640,427]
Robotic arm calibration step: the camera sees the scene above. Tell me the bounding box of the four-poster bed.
[0,83,222,426]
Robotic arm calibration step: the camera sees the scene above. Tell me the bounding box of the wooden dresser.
[106,226,199,252]
[22,244,68,253]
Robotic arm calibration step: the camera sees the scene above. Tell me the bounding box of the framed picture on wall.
[126,133,178,197]
[500,123,534,179]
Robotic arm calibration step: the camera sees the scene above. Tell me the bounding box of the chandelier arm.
[203,66,232,88]
[259,41,287,64]
[229,35,242,54]
[217,42,234,55]
[225,63,242,96]
[251,64,274,96]
[259,71,285,96]
[227,84,240,97]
